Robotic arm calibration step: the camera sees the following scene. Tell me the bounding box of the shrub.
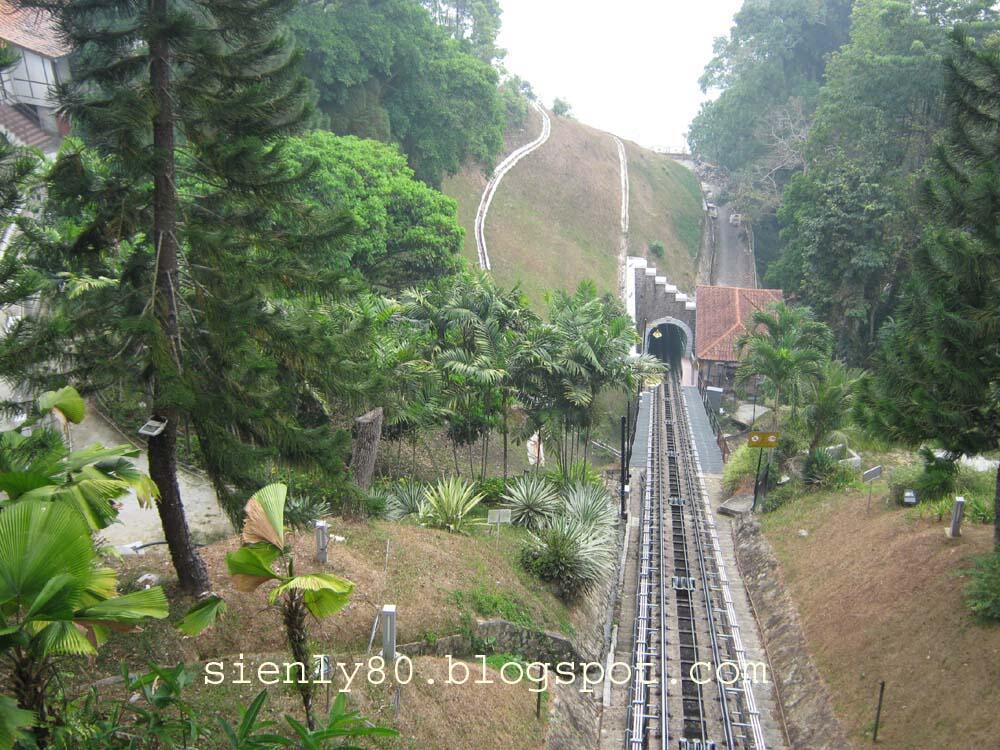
[284,494,330,528]
[723,444,761,494]
[552,97,572,117]
[965,552,1000,622]
[475,476,508,506]
[648,240,665,258]
[502,474,560,531]
[916,446,959,500]
[561,481,617,535]
[386,480,425,520]
[760,482,799,513]
[419,477,484,533]
[966,495,996,525]
[804,448,837,486]
[521,517,614,600]
[547,458,602,492]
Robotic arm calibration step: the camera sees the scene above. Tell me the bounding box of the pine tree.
[857,29,1000,549]
[4,0,356,592]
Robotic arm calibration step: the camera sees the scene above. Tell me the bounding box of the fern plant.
[418,477,484,534]
[502,475,559,531]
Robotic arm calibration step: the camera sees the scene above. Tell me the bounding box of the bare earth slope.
[761,481,1000,748]
[443,112,703,308]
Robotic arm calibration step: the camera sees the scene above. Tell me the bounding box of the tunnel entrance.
[646,322,688,369]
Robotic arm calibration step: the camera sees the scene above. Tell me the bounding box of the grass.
[442,110,702,310]
[624,142,703,291]
[759,455,1000,749]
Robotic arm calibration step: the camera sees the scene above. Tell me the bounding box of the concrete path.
[474,101,551,270]
[70,404,231,547]
[682,385,723,474]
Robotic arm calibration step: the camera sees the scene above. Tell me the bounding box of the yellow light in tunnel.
[651,329,663,339]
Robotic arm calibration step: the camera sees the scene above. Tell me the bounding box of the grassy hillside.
[442,110,703,309]
[760,464,1000,748]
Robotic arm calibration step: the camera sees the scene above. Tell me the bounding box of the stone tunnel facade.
[625,256,696,355]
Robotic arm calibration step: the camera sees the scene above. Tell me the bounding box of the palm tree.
[0,501,169,745]
[0,387,158,531]
[226,484,354,729]
[804,361,858,455]
[736,302,833,432]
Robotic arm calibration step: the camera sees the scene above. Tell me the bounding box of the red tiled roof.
[0,1,69,58]
[695,285,784,363]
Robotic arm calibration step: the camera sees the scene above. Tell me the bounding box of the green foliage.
[560,482,617,534]
[419,476,484,533]
[384,479,426,521]
[964,552,1000,622]
[282,132,464,292]
[0,500,169,743]
[552,98,572,117]
[520,517,614,601]
[226,484,354,726]
[502,474,560,531]
[474,476,508,506]
[736,301,834,432]
[0,388,157,530]
[723,444,762,495]
[648,241,665,258]
[451,587,535,629]
[289,0,505,186]
[283,495,331,529]
[546,458,603,493]
[804,448,838,486]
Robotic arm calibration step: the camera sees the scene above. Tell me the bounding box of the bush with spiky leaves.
[561,482,617,535]
[521,517,615,601]
[418,477,484,534]
[502,474,560,531]
[386,480,426,521]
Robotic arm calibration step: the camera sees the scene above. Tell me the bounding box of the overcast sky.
[496,0,744,151]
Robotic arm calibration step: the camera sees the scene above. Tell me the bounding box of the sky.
[496,0,745,151]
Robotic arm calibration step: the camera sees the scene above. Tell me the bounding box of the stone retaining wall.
[733,515,851,750]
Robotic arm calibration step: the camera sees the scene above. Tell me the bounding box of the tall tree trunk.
[148,2,209,595]
[502,410,508,481]
[453,441,460,476]
[994,462,1000,552]
[282,591,315,729]
[349,408,383,491]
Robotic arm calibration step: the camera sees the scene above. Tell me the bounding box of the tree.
[803,361,858,455]
[281,132,464,292]
[552,98,572,118]
[5,0,340,593]
[856,29,1000,549]
[226,483,354,728]
[421,0,504,62]
[0,500,169,745]
[735,302,833,432]
[289,0,505,186]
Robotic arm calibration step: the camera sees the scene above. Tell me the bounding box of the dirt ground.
[761,484,1000,748]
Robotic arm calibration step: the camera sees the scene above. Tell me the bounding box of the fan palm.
[226,483,354,729]
[0,500,169,743]
[0,387,158,531]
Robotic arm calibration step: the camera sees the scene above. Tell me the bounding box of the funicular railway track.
[625,374,767,750]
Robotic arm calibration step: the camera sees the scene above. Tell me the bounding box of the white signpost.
[488,508,512,547]
[863,465,883,512]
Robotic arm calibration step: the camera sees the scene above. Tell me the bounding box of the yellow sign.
[748,431,780,447]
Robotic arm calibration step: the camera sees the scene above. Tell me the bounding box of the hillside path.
[474,101,551,270]
[613,136,630,299]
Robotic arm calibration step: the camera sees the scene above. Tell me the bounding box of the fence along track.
[625,374,767,750]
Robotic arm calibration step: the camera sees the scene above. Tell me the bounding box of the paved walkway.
[682,385,723,474]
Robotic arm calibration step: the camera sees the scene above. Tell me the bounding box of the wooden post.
[349,407,384,491]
